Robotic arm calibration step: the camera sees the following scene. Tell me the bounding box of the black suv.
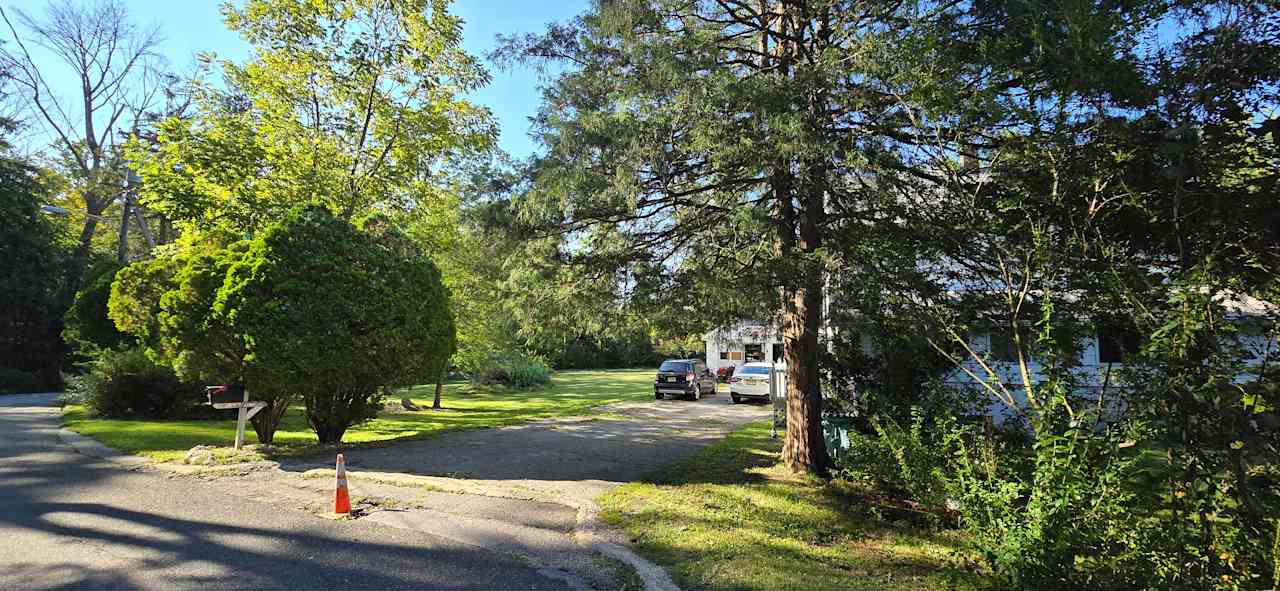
[654,359,716,400]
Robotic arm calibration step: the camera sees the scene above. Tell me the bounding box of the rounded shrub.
[64,260,130,355]
[220,206,455,444]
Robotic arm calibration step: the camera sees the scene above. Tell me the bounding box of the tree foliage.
[0,146,70,388]
[505,0,1278,585]
[499,0,938,474]
[0,0,163,283]
[130,0,494,234]
[63,260,130,355]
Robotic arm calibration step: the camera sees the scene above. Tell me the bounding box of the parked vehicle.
[654,359,716,400]
[715,366,735,383]
[729,362,773,404]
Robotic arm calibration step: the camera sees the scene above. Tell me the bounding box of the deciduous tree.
[131,0,494,234]
[0,0,162,284]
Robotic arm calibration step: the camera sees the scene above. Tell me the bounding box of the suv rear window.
[658,361,690,372]
[736,366,769,375]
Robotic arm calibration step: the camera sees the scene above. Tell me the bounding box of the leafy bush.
[219,207,455,444]
[942,402,1162,590]
[473,351,551,388]
[108,241,296,438]
[835,409,952,516]
[938,384,1278,590]
[0,367,44,394]
[75,348,203,418]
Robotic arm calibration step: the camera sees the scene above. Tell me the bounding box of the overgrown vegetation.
[470,350,552,388]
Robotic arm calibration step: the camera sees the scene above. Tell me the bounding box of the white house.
[704,321,785,374]
[705,291,1277,420]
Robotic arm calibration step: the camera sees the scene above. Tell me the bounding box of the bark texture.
[250,398,290,445]
[432,372,444,410]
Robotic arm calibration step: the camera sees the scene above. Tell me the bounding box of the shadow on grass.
[599,421,985,591]
[62,369,663,462]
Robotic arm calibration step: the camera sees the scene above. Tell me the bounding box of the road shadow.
[2,498,563,590]
[0,401,568,591]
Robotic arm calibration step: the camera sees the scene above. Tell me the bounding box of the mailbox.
[206,384,246,406]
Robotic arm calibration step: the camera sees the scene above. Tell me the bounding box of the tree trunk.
[769,180,829,475]
[69,212,100,291]
[781,262,828,477]
[116,197,131,263]
[250,397,290,445]
[432,369,445,409]
[313,423,347,445]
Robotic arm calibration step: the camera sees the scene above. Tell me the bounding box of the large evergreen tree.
[500,0,998,474]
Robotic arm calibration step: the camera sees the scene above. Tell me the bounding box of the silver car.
[729,362,773,404]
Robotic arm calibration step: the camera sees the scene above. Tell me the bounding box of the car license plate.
[747,379,763,385]
[665,377,676,383]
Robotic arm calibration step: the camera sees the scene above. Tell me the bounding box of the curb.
[573,501,682,591]
[57,428,150,467]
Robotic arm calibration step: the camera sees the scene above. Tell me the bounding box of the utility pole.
[116,191,132,263]
[115,169,154,263]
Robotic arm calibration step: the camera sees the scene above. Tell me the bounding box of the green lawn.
[598,421,982,591]
[63,369,655,462]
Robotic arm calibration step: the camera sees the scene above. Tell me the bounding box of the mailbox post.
[206,384,267,450]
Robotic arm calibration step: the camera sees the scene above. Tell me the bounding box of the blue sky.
[5,0,589,159]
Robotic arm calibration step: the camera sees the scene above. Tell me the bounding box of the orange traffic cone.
[334,453,351,515]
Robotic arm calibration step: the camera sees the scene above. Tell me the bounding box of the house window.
[728,351,744,361]
[772,342,784,363]
[989,331,1018,362]
[719,350,731,360]
[1098,328,1140,363]
[745,343,764,362]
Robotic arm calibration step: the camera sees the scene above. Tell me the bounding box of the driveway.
[206,391,770,589]
[0,395,571,590]
[280,391,772,505]
[0,391,63,407]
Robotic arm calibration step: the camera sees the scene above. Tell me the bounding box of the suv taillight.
[685,372,695,382]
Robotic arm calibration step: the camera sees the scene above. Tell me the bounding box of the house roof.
[704,321,782,343]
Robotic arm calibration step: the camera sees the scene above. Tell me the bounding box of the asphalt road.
[0,394,569,591]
